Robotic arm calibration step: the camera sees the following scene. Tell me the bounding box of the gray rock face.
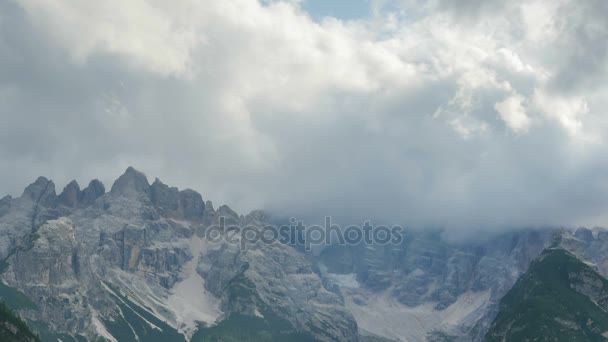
[201,213,358,342]
[178,189,204,221]
[558,228,608,278]
[321,230,549,306]
[3,218,94,336]
[317,229,553,341]
[10,218,79,285]
[104,223,191,288]
[151,179,180,215]
[569,267,608,311]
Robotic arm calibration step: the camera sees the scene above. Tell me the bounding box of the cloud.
[15,0,199,76]
[1,0,607,231]
[533,89,590,139]
[494,95,530,134]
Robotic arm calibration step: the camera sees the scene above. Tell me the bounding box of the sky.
[302,0,371,20]
[0,0,607,232]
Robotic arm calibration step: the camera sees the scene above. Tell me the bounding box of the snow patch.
[254,308,264,318]
[325,273,360,288]
[318,262,360,289]
[91,309,118,342]
[167,235,222,339]
[102,281,163,332]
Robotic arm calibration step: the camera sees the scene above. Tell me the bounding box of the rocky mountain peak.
[58,180,81,208]
[65,180,80,190]
[178,189,205,221]
[21,176,56,206]
[150,178,180,213]
[110,167,150,197]
[245,210,268,223]
[80,179,105,207]
[57,179,106,209]
[217,204,238,219]
[149,178,205,221]
[205,200,214,212]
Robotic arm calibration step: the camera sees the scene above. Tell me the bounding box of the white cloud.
[1,0,608,230]
[494,94,531,134]
[533,89,589,139]
[15,0,199,76]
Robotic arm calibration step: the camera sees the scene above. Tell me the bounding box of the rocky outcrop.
[150,179,205,221]
[2,218,94,337]
[0,195,10,217]
[7,218,80,286]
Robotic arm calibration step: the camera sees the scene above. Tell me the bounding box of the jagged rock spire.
[57,179,105,208]
[110,167,150,197]
[58,180,81,207]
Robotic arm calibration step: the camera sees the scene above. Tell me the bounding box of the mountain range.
[1,167,608,341]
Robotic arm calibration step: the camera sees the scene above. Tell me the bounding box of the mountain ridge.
[486,247,608,341]
[1,167,608,341]
[0,167,358,341]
